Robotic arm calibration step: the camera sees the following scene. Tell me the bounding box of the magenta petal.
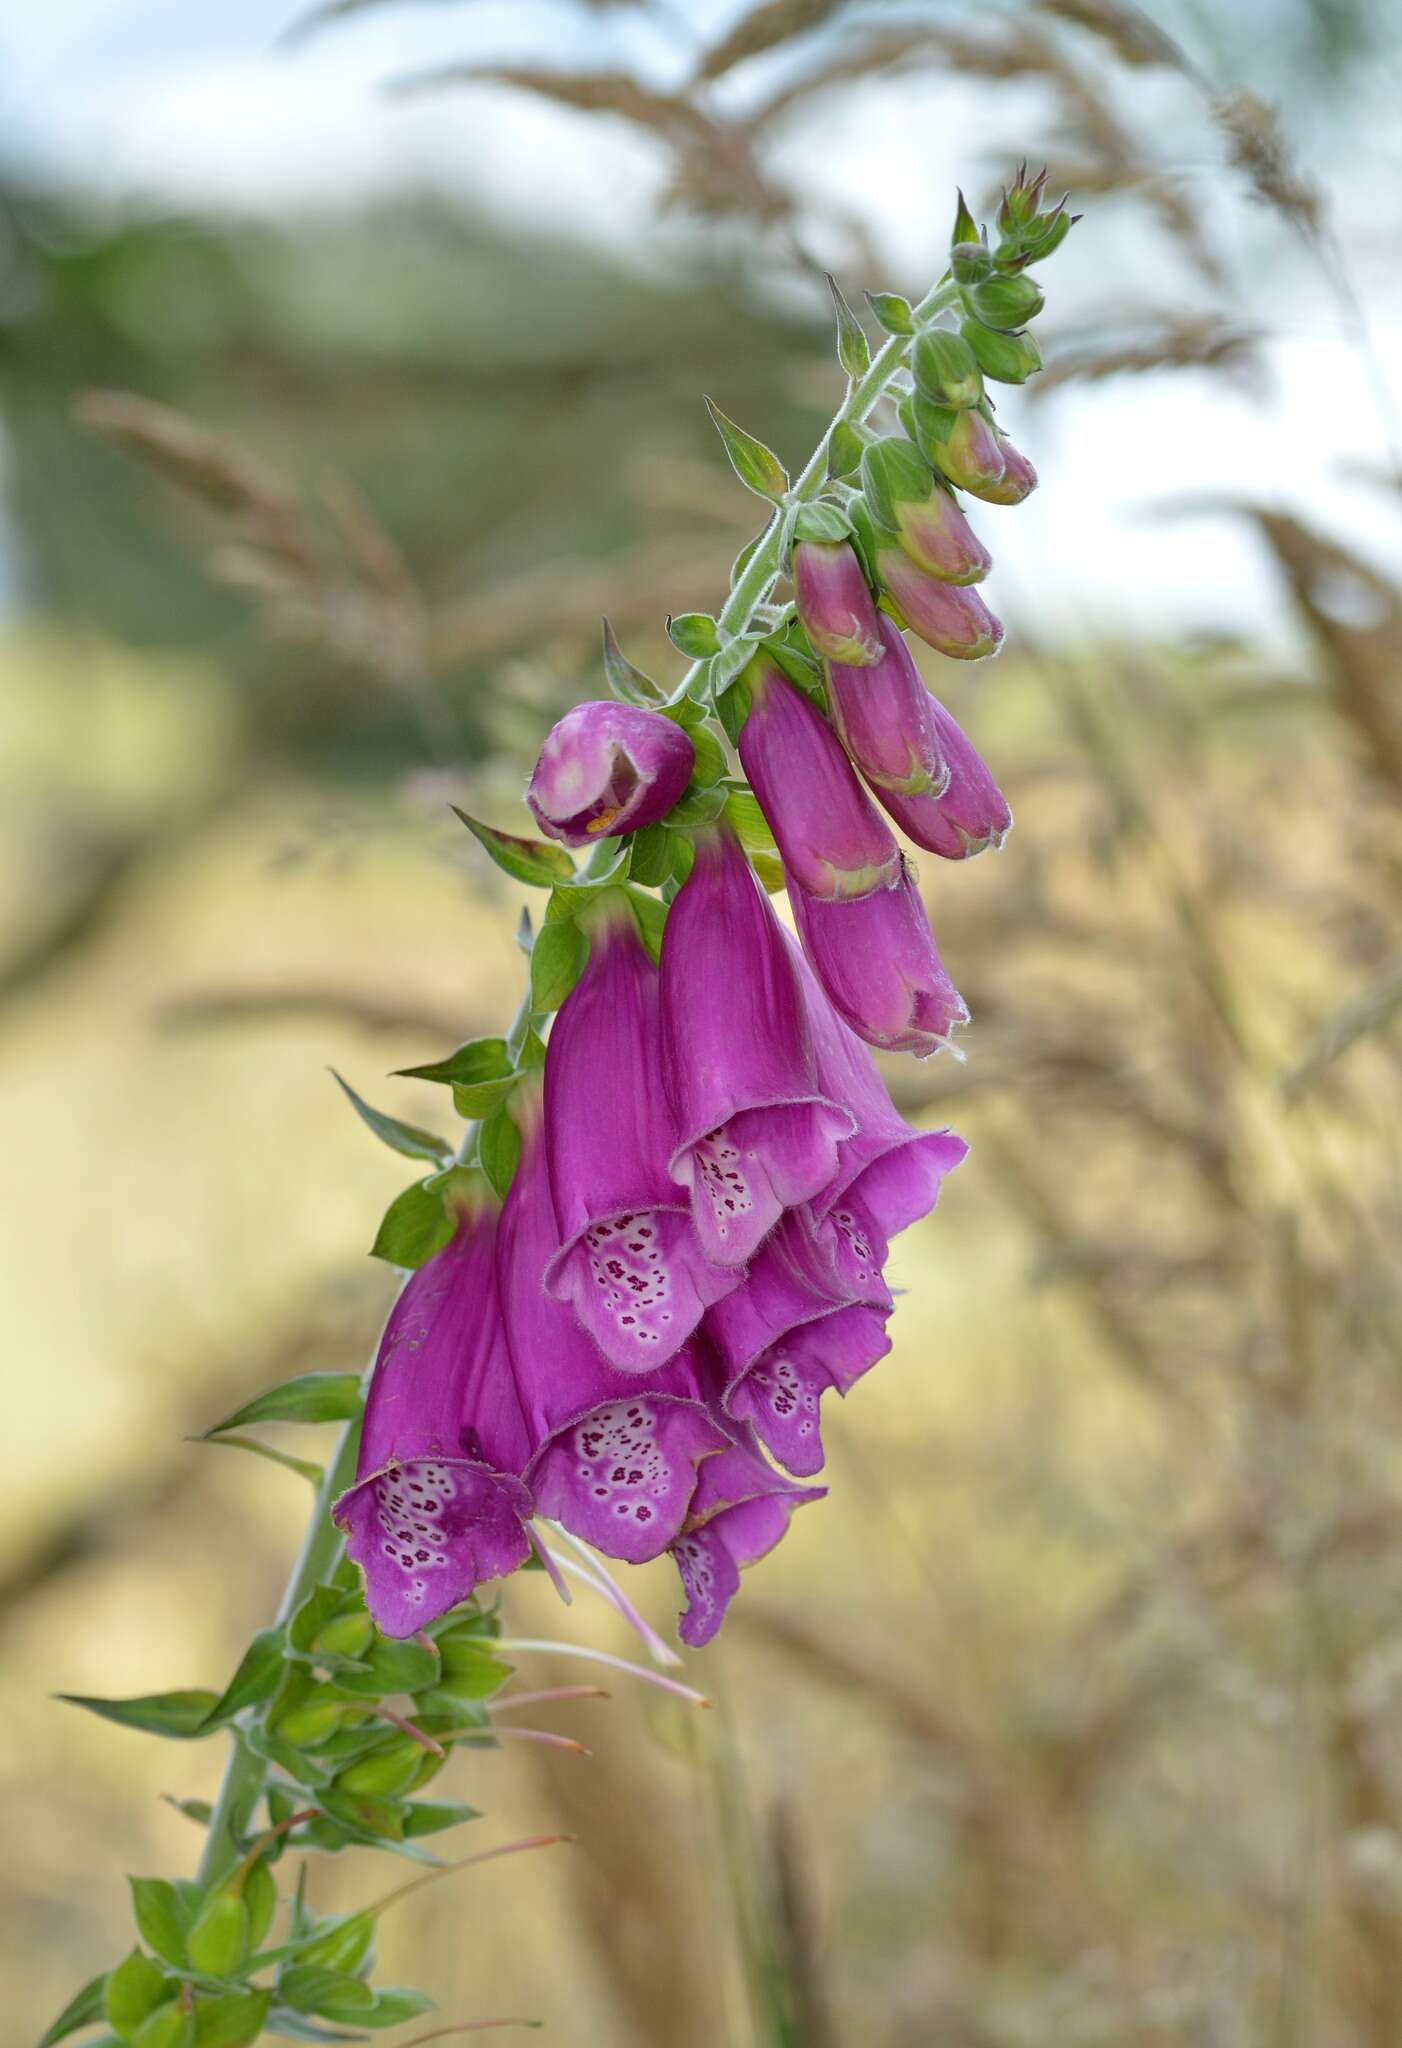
[826,615,947,798]
[728,1305,892,1477]
[737,659,900,900]
[790,861,969,1058]
[792,539,883,665]
[705,1208,871,1382]
[662,827,853,1266]
[878,551,1004,661]
[339,1463,532,1639]
[670,1425,824,1648]
[544,905,739,1368]
[879,692,1012,859]
[527,701,694,845]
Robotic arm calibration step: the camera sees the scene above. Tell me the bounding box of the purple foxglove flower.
[877,692,1013,859]
[790,859,969,1058]
[669,1419,824,1648]
[544,896,740,1370]
[736,656,900,900]
[876,548,1004,662]
[660,823,854,1267]
[792,539,883,666]
[705,1210,892,1477]
[527,701,694,846]
[793,936,968,1240]
[334,1184,532,1638]
[978,428,1038,505]
[927,407,1006,497]
[826,612,947,798]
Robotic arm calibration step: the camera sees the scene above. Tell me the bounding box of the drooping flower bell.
[660,822,854,1267]
[875,547,1004,662]
[860,436,991,586]
[669,1416,824,1648]
[790,859,969,1058]
[736,655,899,900]
[825,612,946,798]
[877,691,1013,859]
[705,1210,891,1477]
[544,893,740,1371]
[977,427,1038,505]
[792,538,883,665]
[924,406,1007,499]
[526,701,694,846]
[334,1177,532,1638]
[497,1077,729,1563]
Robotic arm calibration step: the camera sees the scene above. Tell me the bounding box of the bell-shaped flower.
[527,701,694,846]
[497,1078,729,1563]
[860,436,990,586]
[544,894,740,1371]
[736,655,900,900]
[669,1418,824,1648]
[792,539,883,665]
[793,936,968,1241]
[826,613,947,798]
[876,547,1004,662]
[877,692,1013,859]
[927,407,1007,498]
[660,823,854,1267]
[790,859,969,1058]
[979,428,1038,505]
[705,1210,892,1477]
[334,1179,532,1638]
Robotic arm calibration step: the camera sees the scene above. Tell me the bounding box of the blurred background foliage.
[6,0,1402,2042]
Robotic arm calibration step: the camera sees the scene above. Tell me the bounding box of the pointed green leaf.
[60,1690,222,1740]
[329,1071,451,1167]
[477,1103,523,1201]
[515,905,534,956]
[393,1035,512,1088]
[666,612,720,659]
[704,397,789,501]
[369,1177,456,1269]
[162,1796,213,1828]
[288,1584,347,1655]
[192,1989,271,2048]
[825,271,870,379]
[627,823,671,888]
[38,1971,110,2048]
[626,887,668,966]
[450,1074,518,1120]
[952,186,980,245]
[128,1879,190,1968]
[401,1797,480,1837]
[278,1967,376,2019]
[684,722,728,787]
[600,617,663,706]
[200,1434,324,1485]
[357,1989,435,2028]
[864,290,914,336]
[826,420,867,481]
[530,916,590,1015]
[204,1373,363,1436]
[201,1628,285,1729]
[451,807,575,887]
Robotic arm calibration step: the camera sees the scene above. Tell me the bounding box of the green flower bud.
[311,1610,374,1661]
[960,319,1043,386]
[924,407,1007,498]
[336,1736,424,1800]
[296,1913,375,1976]
[274,1695,346,1747]
[859,436,937,536]
[968,273,1045,330]
[911,330,983,409]
[949,238,992,285]
[106,1951,172,2038]
[898,390,958,463]
[241,1858,278,1955]
[132,2002,196,2048]
[185,1889,250,1978]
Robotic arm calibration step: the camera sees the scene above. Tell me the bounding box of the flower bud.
[826,614,946,797]
[185,1889,250,1978]
[967,272,1044,329]
[337,1737,424,1800]
[132,2006,194,2048]
[977,428,1038,506]
[791,539,882,666]
[949,238,993,285]
[527,701,694,846]
[876,692,1013,858]
[736,656,900,900]
[911,329,983,409]
[789,861,968,1058]
[875,548,1004,661]
[860,436,990,586]
[961,318,1043,386]
[922,406,1007,497]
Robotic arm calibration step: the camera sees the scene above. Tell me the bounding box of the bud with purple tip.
[792,537,883,666]
[527,701,694,846]
[789,859,969,1058]
[878,692,1013,858]
[826,612,947,796]
[860,435,991,586]
[875,547,1004,662]
[978,427,1038,505]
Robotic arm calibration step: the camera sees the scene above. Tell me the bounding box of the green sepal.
[334,1632,440,1698]
[335,1736,425,1800]
[901,390,959,460]
[671,716,726,788]
[199,1628,285,1730]
[191,1989,270,2048]
[39,1973,111,2048]
[200,1434,323,1486]
[185,1889,250,1978]
[666,612,720,659]
[329,1071,450,1168]
[451,807,575,888]
[716,679,752,747]
[951,186,981,245]
[968,271,1045,330]
[529,913,591,1015]
[600,616,664,706]
[288,1584,348,1656]
[370,1165,486,1270]
[131,2008,193,2048]
[911,328,983,409]
[825,271,870,379]
[703,397,789,501]
[792,500,853,545]
[435,1635,513,1693]
[960,317,1043,384]
[242,1858,278,1949]
[315,1787,408,1844]
[164,1798,214,1828]
[708,630,767,697]
[276,1967,375,2019]
[826,419,869,480]
[864,290,914,336]
[203,1373,363,1437]
[859,436,936,532]
[402,1797,480,1836]
[106,1954,171,2040]
[628,822,671,887]
[355,1989,436,2029]
[665,783,728,831]
[287,1912,375,1975]
[722,789,784,892]
[128,1878,191,1969]
[60,1691,222,1741]
[626,886,669,965]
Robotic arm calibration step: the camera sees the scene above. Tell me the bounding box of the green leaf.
[451,807,575,888]
[715,678,753,747]
[38,1971,109,2048]
[477,1104,523,1201]
[60,1690,221,1740]
[106,1951,172,2039]
[530,916,590,1015]
[827,419,867,480]
[329,1071,450,1167]
[792,500,853,545]
[864,289,914,335]
[334,1633,440,1699]
[825,271,870,379]
[600,616,664,706]
[666,612,720,659]
[129,1879,190,1969]
[369,1177,455,1269]
[192,1989,270,2048]
[201,1628,285,1729]
[626,887,669,966]
[163,1797,213,1828]
[288,1583,351,1654]
[393,1035,512,1088]
[204,1373,363,1436]
[357,1989,435,2029]
[703,396,789,501]
[685,722,728,786]
[277,1967,375,2019]
[401,1798,481,1837]
[627,822,671,888]
[952,186,981,245]
[199,1434,323,1486]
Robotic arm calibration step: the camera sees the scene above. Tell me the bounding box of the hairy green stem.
[678,276,959,698]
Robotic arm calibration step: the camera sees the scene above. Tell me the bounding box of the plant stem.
[196,1406,364,1886]
[678,277,959,697]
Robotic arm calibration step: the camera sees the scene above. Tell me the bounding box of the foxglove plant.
[42,169,1074,2048]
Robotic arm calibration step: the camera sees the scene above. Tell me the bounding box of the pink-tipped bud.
[792,540,883,666]
[527,701,694,846]
[878,693,1013,859]
[927,409,1006,499]
[876,550,1004,662]
[891,485,991,586]
[826,614,947,798]
[977,429,1039,505]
